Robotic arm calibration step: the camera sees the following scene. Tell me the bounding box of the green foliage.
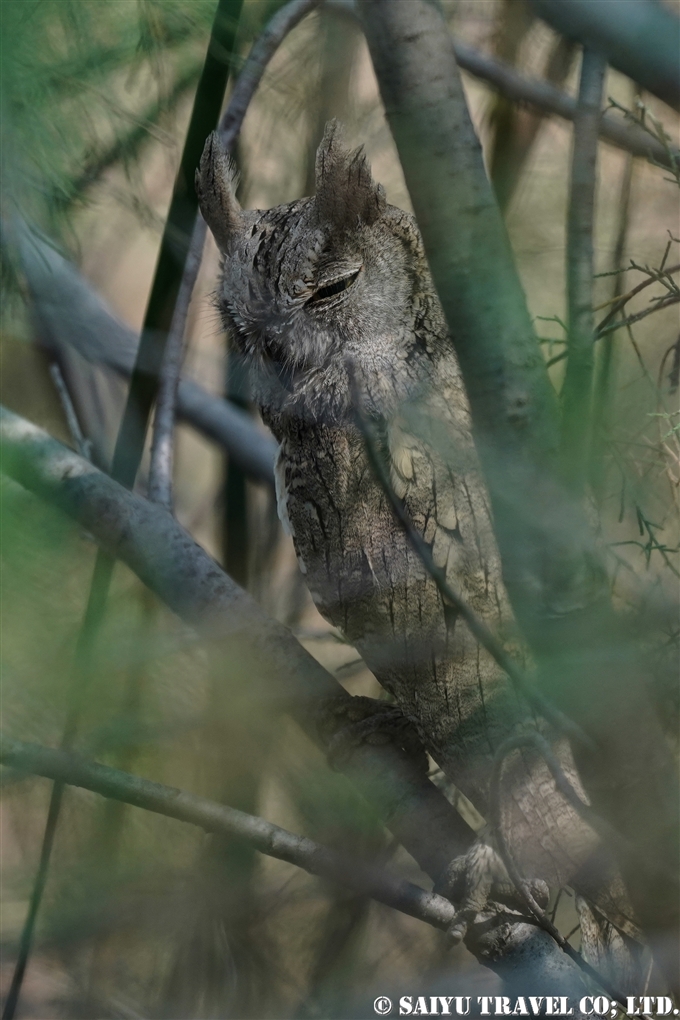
[0,0,216,233]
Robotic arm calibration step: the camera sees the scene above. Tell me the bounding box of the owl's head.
[196,122,445,425]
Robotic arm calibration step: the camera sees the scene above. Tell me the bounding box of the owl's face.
[197,123,445,424]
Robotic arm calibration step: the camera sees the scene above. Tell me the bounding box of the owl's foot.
[317,694,429,774]
[435,834,549,944]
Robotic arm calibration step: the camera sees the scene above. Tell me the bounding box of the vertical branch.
[560,48,607,492]
[490,29,576,212]
[222,340,251,586]
[590,124,637,494]
[148,218,207,509]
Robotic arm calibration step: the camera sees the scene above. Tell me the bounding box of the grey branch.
[0,734,456,932]
[560,48,607,492]
[218,0,322,154]
[327,1,678,170]
[47,363,92,462]
[0,403,473,881]
[0,406,608,991]
[11,222,277,487]
[527,0,680,112]
[452,41,678,171]
[148,217,206,507]
[148,0,321,508]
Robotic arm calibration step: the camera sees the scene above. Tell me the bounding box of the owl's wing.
[385,358,508,637]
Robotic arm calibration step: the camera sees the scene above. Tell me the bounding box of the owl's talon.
[436,833,550,944]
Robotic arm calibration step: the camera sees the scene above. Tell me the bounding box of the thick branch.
[0,735,456,932]
[527,0,680,111]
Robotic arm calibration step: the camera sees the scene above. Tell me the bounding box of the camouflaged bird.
[196,124,639,961]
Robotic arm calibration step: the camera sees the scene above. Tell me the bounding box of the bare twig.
[0,735,458,932]
[147,0,322,510]
[596,293,680,339]
[545,267,680,370]
[596,264,680,334]
[48,362,92,461]
[347,365,593,751]
[560,48,607,492]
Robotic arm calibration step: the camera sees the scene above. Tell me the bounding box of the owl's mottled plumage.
[197,124,599,887]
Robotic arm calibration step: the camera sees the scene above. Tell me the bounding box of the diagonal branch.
[0,403,473,882]
[0,735,457,932]
[0,405,601,994]
[10,222,277,486]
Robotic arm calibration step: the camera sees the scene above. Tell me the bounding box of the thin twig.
[347,365,593,751]
[596,264,680,334]
[48,362,92,461]
[147,0,322,510]
[546,278,680,370]
[596,293,680,339]
[488,733,629,1006]
[560,47,607,492]
[0,735,457,933]
[148,217,206,508]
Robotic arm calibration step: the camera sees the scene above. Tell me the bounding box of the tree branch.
[452,40,678,170]
[0,735,457,932]
[560,48,607,492]
[527,0,680,111]
[9,222,277,486]
[0,403,473,882]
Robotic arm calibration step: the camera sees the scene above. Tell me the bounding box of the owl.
[196,122,601,893]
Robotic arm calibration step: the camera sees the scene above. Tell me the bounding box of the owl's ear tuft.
[314,120,386,229]
[195,132,242,253]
